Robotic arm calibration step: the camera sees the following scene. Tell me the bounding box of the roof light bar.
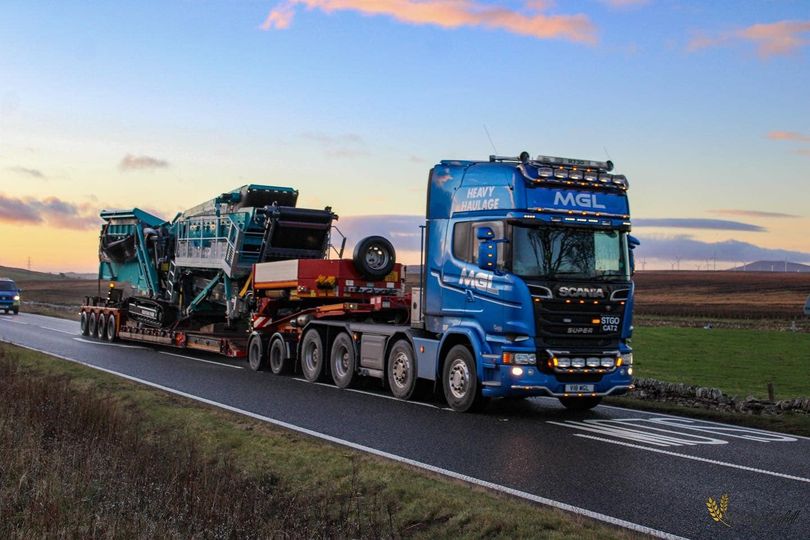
[535,154,613,172]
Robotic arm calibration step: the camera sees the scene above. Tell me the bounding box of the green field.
[632,327,810,400]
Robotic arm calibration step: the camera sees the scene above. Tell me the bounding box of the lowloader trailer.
[82,152,639,412]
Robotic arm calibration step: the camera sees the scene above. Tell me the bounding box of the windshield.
[0,281,17,291]
[512,225,629,281]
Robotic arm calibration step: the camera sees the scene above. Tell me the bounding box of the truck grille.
[533,298,626,348]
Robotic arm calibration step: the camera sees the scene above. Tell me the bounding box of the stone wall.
[627,378,810,415]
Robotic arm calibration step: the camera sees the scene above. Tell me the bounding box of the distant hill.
[0,265,95,281]
[727,260,810,273]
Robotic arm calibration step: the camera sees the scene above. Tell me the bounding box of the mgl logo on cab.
[553,191,606,209]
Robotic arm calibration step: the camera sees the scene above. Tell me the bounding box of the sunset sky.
[1,1,809,272]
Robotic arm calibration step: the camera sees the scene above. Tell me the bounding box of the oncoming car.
[0,278,21,315]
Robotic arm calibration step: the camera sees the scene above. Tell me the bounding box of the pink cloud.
[688,19,810,58]
[0,194,99,229]
[262,0,597,44]
[767,130,810,143]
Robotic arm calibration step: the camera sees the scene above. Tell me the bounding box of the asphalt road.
[2,312,808,539]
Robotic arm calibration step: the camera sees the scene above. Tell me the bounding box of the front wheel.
[330,333,356,388]
[442,345,485,412]
[387,340,417,400]
[559,396,602,411]
[300,329,325,382]
[248,336,266,371]
[12,307,19,315]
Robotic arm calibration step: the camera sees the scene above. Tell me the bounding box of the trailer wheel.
[96,311,107,339]
[442,345,485,413]
[80,311,90,336]
[387,340,417,400]
[330,332,356,388]
[88,311,98,338]
[300,329,325,382]
[558,396,602,411]
[352,236,396,280]
[248,336,267,371]
[104,313,117,341]
[269,336,290,375]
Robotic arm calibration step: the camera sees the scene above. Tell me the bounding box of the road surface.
[1,312,808,539]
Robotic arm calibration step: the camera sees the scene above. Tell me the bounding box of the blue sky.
[1,1,809,271]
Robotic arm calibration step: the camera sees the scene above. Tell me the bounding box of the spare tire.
[352,236,396,280]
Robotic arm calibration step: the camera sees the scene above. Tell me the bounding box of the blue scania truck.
[410,152,637,411]
[82,151,637,413]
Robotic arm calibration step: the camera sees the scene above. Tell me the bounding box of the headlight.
[619,353,633,366]
[557,357,571,368]
[586,357,600,367]
[513,353,536,365]
[571,357,586,368]
[13,295,20,301]
[600,357,615,368]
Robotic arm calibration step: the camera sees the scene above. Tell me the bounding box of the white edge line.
[1,338,685,540]
[41,326,76,335]
[573,434,810,484]
[72,337,146,349]
[292,378,452,411]
[159,350,244,369]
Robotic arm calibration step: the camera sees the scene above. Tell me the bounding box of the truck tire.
[300,329,325,382]
[88,312,98,338]
[80,311,90,336]
[96,311,107,339]
[248,335,267,371]
[387,340,417,400]
[105,313,117,341]
[12,307,19,315]
[352,236,396,280]
[442,345,485,412]
[558,396,602,411]
[269,336,290,375]
[330,332,356,388]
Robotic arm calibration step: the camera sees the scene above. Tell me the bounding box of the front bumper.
[481,363,633,399]
[0,298,19,309]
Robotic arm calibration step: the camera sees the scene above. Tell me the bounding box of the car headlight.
[619,353,633,366]
[557,357,571,368]
[13,295,20,301]
[513,353,536,365]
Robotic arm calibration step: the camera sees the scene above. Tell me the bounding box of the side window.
[452,221,508,267]
[452,222,472,263]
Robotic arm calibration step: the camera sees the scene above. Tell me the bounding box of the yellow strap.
[239,270,253,298]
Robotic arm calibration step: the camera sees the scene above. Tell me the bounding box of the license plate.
[565,384,595,393]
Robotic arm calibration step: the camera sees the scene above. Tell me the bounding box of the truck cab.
[422,152,636,410]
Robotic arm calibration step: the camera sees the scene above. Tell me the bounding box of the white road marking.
[72,337,146,349]
[0,339,687,540]
[574,434,810,484]
[593,400,810,442]
[549,417,797,448]
[41,326,76,335]
[159,351,244,369]
[292,378,451,410]
[2,319,28,324]
[548,419,729,448]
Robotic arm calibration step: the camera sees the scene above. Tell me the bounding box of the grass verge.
[0,343,634,539]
